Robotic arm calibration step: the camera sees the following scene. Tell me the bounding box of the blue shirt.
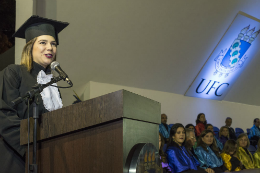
[249,125,260,139]
[166,145,200,173]
[194,146,223,169]
[159,123,171,138]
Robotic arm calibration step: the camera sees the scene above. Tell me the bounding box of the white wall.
[83,81,260,132]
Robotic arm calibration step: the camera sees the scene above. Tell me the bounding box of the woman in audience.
[186,124,196,132]
[195,130,226,173]
[159,133,171,173]
[254,139,260,168]
[166,124,212,173]
[219,126,229,147]
[221,139,243,171]
[185,128,199,160]
[195,113,207,137]
[205,124,223,151]
[236,133,255,169]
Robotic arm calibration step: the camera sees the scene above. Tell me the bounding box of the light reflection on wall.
[185,12,260,100]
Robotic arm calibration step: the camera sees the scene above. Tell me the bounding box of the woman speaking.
[0,15,68,172]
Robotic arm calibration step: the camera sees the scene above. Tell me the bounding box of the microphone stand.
[11,76,63,173]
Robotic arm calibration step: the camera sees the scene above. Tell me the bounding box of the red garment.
[195,122,205,137]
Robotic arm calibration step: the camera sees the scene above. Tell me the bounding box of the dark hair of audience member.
[205,124,213,130]
[167,123,186,149]
[236,133,250,148]
[185,124,195,129]
[159,133,167,163]
[221,139,237,154]
[195,113,207,125]
[184,128,194,150]
[197,130,220,157]
[254,118,259,123]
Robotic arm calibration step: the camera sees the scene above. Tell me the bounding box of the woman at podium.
[0,16,68,172]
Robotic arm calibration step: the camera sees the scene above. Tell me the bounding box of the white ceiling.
[40,0,260,106]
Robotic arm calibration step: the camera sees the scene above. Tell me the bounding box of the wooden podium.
[20,90,161,173]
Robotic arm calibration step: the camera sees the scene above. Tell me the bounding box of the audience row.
[159,113,260,173]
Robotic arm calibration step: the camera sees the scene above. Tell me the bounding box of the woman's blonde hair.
[219,126,230,138]
[20,37,57,71]
[20,38,37,71]
[236,133,250,148]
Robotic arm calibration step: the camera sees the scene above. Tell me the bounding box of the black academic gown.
[0,62,50,173]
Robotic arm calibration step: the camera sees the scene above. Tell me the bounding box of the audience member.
[159,133,171,173]
[236,133,255,169]
[219,126,229,147]
[205,124,223,151]
[186,124,196,132]
[253,139,260,168]
[225,117,237,140]
[195,130,226,173]
[248,118,260,142]
[195,113,207,137]
[159,114,171,141]
[166,124,210,173]
[185,128,199,160]
[221,140,243,171]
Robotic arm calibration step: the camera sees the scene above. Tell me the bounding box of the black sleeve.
[0,65,25,157]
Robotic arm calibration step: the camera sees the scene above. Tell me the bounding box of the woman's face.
[32,35,57,68]
[199,114,206,123]
[173,127,185,146]
[188,126,195,132]
[159,135,162,149]
[229,144,237,155]
[239,136,248,148]
[202,132,214,145]
[221,128,229,137]
[206,125,214,132]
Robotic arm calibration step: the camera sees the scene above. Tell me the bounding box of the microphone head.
[50,61,60,70]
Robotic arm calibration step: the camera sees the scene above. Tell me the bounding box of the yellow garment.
[253,151,260,168]
[237,147,255,169]
[220,153,241,171]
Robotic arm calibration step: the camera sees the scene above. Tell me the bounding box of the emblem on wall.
[214,26,259,77]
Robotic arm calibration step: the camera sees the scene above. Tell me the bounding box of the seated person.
[221,140,243,171]
[248,118,260,142]
[253,138,260,168]
[195,113,207,137]
[166,124,211,173]
[159,133,171,173]
[186,124,196,132]
[225,117,236,140]
[159,114,171,141]
[194,130,226,173]
[236,133,255,169]
[218,126,229,147]
[205,124,223,151]
[185,128,199,160]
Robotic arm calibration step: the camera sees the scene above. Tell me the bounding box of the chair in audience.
[247,128,250,135]
[248,145,257,155]
[235,128,244,138]
[213,126,219,138]
[169,124,174,129]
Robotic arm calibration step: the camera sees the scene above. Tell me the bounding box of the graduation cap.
[13,15,69,45]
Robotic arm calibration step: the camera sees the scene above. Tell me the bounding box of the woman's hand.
[205,168,215,173]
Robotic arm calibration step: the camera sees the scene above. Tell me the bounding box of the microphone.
[51,61,73,86]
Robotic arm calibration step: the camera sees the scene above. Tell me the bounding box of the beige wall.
[82,81,259,132]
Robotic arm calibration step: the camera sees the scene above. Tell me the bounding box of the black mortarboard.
[13,15,69,45]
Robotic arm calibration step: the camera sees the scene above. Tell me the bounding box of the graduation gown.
[0,62,50,173]
[220,153,242,171]
[159,123,171,139]
[194,146,223,169]
[237,147,255,169]
[166,145,200,173]
[253,151,260,168]
[195,122,205,137]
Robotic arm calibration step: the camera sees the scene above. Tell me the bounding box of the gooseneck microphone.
[51,61,73,86]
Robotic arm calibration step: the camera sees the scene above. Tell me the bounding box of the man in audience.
[159,113,171,142]
[248,118,260,142]
[225,117,236,140]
